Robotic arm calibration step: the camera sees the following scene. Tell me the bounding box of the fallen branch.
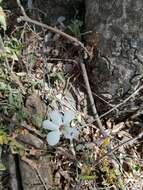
[16,0,119,176]
[16,0,90,56]
[79,57,107,137]
[47,58,113,107]
[78,57,123,179]
[16,0,107,137]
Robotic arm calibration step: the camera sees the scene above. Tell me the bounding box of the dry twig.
[99,84,143,119]
[16,0,90,55]
[94,131,143,167]
[16,0,108,138]
[16,0,122,182]
[79,57,107,137]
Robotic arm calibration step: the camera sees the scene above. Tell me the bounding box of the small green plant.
[68,19,83,39]
[100,159,124,189]
[1,37,23,60]
[31,113,43,128]
[50,72,65,87]
[0,81,23,113]
[0,129,25,156]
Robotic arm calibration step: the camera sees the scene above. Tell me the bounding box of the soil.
[0,0,143,190]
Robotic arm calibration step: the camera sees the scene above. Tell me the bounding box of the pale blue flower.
[42,110,79,146]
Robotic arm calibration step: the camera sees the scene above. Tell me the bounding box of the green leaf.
[79,175,96,180]
[9,140,25,156]
[18,108,29,120]
[8,89,23,109]
[0,162,6,171]
[68,19,83,39]
[132,164,140,172]
[0,82,9,90]
[56,72,65,83]
[31,114,43,128]
[0,130,9,144]
[10,52,18,61]
[5,47,19,60]
[118,178,124,189]
[0,7,6,30]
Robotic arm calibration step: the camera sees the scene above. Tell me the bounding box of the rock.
[1,151,19,190]
[16,134,44,149]
[19,155,53,190]
[85,0,143,100]
[25,91,46,119]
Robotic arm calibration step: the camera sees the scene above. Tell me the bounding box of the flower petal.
[63,127,79,140]
[42,120,59,130]
[47,130,61,146]
[49,110,62,125]
[63,110,75,124]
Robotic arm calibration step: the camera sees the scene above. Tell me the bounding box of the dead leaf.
[54,171,61,186]
[21,156,37,169]
[112,122,125,134]
[80,164,92,176]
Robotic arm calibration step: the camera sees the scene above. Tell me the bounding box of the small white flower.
[42,110,79,146]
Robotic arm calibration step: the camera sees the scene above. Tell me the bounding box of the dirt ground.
[0,0,143,189]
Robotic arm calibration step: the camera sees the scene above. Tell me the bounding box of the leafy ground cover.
[0,1,143,189]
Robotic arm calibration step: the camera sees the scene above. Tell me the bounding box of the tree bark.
[85,0,143,101]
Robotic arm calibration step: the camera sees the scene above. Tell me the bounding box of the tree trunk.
[85,0,143,101]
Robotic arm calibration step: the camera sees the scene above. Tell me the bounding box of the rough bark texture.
[85,0,143,101]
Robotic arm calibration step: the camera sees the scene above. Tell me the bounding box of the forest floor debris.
[0,1,143,189]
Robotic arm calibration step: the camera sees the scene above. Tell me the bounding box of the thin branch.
[99,84,143,119]
[16,0,106,137]
[47,58,113,107]
[16,0,108,137]
[112,131,143,152]
[79,58,107,137]
[16,0,27,17]
[47,58,78,65]
[35,168,51,190]
[94,131,143,167]
[79,57,120,171]
[84,84,143,127]
[16,0,90,56]
[16,0,121,174]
